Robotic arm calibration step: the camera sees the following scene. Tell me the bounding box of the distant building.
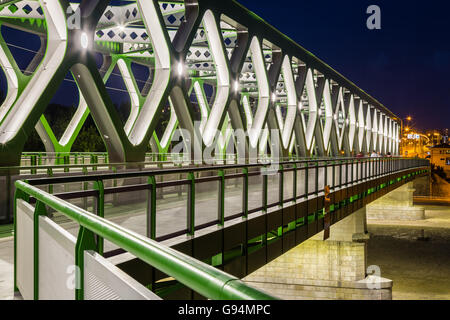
[425,130,442,146]
[429,143,450,174]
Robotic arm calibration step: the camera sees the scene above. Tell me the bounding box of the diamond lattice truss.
[0,0,400,166]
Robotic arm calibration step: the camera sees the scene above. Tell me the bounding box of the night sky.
[1,0,449,131]
[239,0,450,131]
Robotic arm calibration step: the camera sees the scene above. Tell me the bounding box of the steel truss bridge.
[0,0,401,167]
[0,0,421,301]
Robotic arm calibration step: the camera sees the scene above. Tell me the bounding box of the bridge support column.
[366,182,425,220]
[243,207,392,300]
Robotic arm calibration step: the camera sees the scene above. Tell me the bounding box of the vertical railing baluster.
[188,172,195,236]
[346,160,349,187]
[279,164,284,207]
[82,166,88,210]
[33,201,47,300]
[75,226,97,300]
[64,155,69,173]
[147,176,157,240]
[293,163,297,201]
[47,168,53,194]
[262,166,268,212]
[315,162,319,195]
[218,169,225,226]
[243,167,248,218]
[332,160,336,191]
[305,162,309,198]
[31,155,37,175]
[93,180,104,255]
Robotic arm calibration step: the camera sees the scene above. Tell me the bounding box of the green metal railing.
[22,157,430,242]
[13,157,430,300]
[14,180,276,300]
[19,152,298,167]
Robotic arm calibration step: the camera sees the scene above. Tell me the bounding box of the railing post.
[112,166,118,203]
[293,163,297,201]
[365,158,368,180]
[33,201,47,300]
[243,167,248,218]
[187,172,195,236]
[75,226,97,300]
[64,155,69,173]
[315,162,319,195]
[218,169,225,226]
[279,164,284,207]
[91,155,97,171]
[93,180,104,255]
[147,176,157,240]
[332,161,336,191]
[372,158,378,178]
[262,167,268,212]
[377,157,381,177]
[82,166,88,210]
[262,166,268,247]
[305,162,309,198]
[47,168,53,194]
[360,159,363,182]
[14,187,29,294]
[31,155,37,174]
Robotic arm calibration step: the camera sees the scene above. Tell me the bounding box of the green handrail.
[14,180,276,301]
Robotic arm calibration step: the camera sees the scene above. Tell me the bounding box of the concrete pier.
[366,182,425,221]
[243,208,393,300]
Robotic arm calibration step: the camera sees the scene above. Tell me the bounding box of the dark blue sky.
[239,0,450,130]
[1,0,449,131]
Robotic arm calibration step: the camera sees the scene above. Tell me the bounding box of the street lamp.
[80,32,89,49]
[399,115,415,156]
[177,62,184,76]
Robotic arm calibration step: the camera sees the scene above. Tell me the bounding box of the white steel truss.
[0,0,401,166]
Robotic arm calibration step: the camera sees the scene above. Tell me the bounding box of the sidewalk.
[0,237,14,300]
